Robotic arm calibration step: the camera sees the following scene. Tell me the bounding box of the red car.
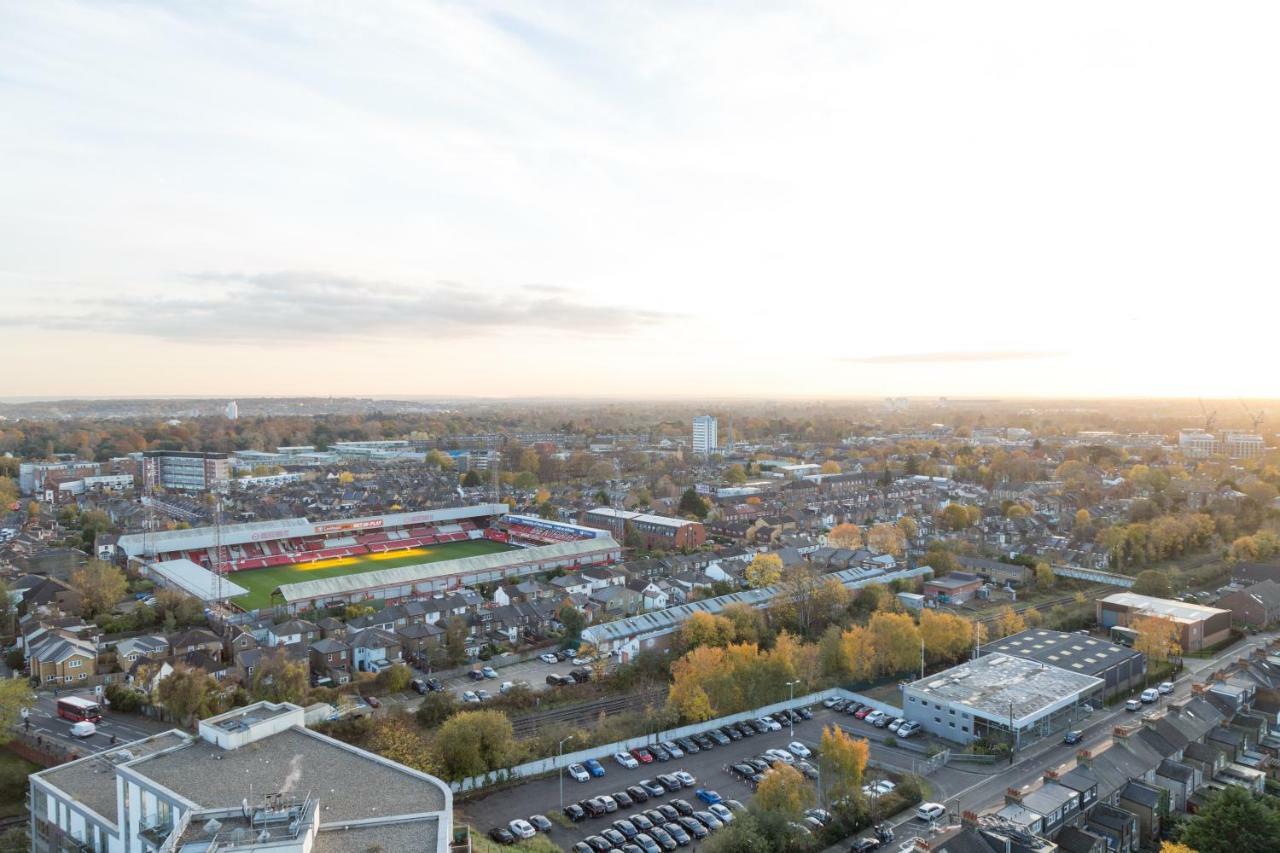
[630,747,654,764]
[854,706,873,719]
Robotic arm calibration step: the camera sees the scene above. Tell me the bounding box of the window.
[68,659,82,668]
[79,673,87,680]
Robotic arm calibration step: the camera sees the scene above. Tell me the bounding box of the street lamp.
[558,735,575,813]
[785,680,799,737]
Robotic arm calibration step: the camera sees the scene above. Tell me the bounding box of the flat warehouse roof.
[981,629,1144,677]
[585,507,696,529]
[905,653,1102,725]
[1099,592,1231,623]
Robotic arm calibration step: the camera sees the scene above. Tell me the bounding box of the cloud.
[0,271,678,344]
[842,350,1066,365]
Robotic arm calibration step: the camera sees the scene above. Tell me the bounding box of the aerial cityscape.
[3,3,1279,853]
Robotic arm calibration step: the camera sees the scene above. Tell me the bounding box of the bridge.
[1051,564,1134,587]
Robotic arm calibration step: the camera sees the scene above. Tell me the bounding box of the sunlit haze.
[3,1,1278,399]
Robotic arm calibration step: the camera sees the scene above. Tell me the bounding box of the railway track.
[511,688,667,737]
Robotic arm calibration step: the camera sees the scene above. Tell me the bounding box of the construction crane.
[1198,398,1217,433]
[1240,400,1266,433]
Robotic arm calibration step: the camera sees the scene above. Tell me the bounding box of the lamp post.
[785,680,799,738]
[558,735,575,813]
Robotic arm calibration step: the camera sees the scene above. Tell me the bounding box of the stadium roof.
[149,558,248,602]
[273,536,620,604]
[119,504,509,556]
[582,565,933,646]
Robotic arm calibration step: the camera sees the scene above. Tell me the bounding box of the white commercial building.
[29,701,453,853]
[692,415,718,455]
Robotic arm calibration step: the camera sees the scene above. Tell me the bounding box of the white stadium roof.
[273,536,620,604]
[149,559,248,602]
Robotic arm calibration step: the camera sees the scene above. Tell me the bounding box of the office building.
[692,415,717,455]
[1096,592,1232,652]
[29,701,452,853]
[582,506,707,550]
[141,451,231,494]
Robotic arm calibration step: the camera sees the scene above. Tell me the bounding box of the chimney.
[961,810,980,829]
[1044,768,1061,782]
[1005,787,1024,804]
[1113,723,1140,740]
[1191,683,1207,695]
[1077,748,1092,767]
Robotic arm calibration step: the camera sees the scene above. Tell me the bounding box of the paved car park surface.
[457,704,922,849]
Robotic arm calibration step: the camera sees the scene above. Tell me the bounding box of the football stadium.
[117,507,621,612]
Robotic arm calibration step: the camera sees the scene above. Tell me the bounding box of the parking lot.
[458,703,921,850]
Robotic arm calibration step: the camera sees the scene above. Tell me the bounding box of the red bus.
[56,696,102,723]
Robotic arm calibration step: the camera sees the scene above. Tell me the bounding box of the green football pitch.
[229,539,516,611]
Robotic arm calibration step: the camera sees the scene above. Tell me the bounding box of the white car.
[615,751,640,769]
[708,803,734,823]
[508,819,536,840]
[887,717,906,733]
[572,655,596,666]
[540,652,560,664]
[897,721,922,738]
[1158,681,1175,695]
[757,717,782,732]
[567,763,590,783]
[70,721,96,738]
[1140,688,1159,703]
[462,691,480,704]
[674,770,696,787]
[765,748,795,765]
[916,802,946,822]
[661,740,684,758]
[864,711,887,726]
[787,741,811,758]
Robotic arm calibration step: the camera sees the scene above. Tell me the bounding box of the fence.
[452,686,906,793]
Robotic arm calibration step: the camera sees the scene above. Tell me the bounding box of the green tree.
[374,662,413,694]
[251,650,310,704]
[624,522,645,550]
[724,464,747,485]
[1034,562,1055,591]
[157,666,222,727]
[415,691,459,728]
[513,471,538,490]
[438,615,470,667]
[558,604,586,646]
[461,470,483,488]
[0,678,36,745]
[754,764,813,819]
[1179,784,1280,853]
[536,501,558,520]
[678,487,709,519]
[435,710,515,781]
[69,559,128,616]
[1132,570,1172,598]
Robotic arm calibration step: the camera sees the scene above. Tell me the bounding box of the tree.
[745,553,783,588]
[868,611,921,675]
[678,487,709,519]
[558,604,586,647]
[435,710,515,781]
[69,559,128,616]
[367,713,437,774]
[337,471,355,484]
[0,678,35,745]
[938,503,980,531]
[923,543,959,573]
[919,610,978,665]
[666,668,715,723]
[838,625,877,680]
[680,611,737,649]
[897,516,919,541]
[991,606,1026,639]
[1179,784,1280,853]
[623,521,645,550]
[536,500,557,520]
[416,691,459,728]
[866,523,906,558]
[827,523,863,549]
[820,460,841,475]
[1132,570,1172,598]
[1132,614,1181,664]
[818,724,869,803]
[724,464,747,485]
[157,665,222,727]
[461,470,483,488]
[1159,843,1196,853]
[441,615,470,666]
[513,471,538,490]
[1034,562,1055,591]
[375,662,413,694]
[754,764,813,819]
[720,602,767,646]
[251,650,310,704]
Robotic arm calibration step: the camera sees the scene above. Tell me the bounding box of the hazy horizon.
[4,1,1279,399]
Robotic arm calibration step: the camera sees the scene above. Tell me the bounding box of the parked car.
[693,810,723,831]
[916,802,946,822]
[567,763,591,783]
[664,822,691,846]
[411,678,429,694]
[540,652,560,664]
[662,740,685,758]
[854,706,875,719]
[616,751,641,769]
[564,803,587,822]
[1125,698,1142,711]
[613,791,634,809]
[529,815,553,833]
[632,813,655,830]
[695,789,722,805]
[585,758,607,777]
[640,779,666,797]
[673,770,696,787]
[787,741,811,758]
[678,816,708,840]
[887,717,905,733]
[508,819,536,840]
[896,721,922,738]
[708,803,734,824]
[584,835,610,852]
[469,669,485,681]
[612,819,639,839]
[1063,730,1083,745]
[1140,688,1159,703]
[657,775,683,793]
[670,798,694,816]
[849,837,880,852]
[649,743,671,762]
[1158,681,1175,695]
[720,725,742,741]
[599,795,619,813]
[632,747,655,764]
[489,827,516,844]
[649,826,678,851]
[634,834,661,853]
[805,809,832,825]
[677,736,700,754]
[626,785,651,803]
[795,707,813,720]
[481,666,499,679]
[461,691,480,704]
[757,716,782,732]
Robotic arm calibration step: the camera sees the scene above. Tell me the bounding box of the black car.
[469,670,485,681]
[572,668,593,683]
[849,838,880,853]
[695,733,718,749]
[585,835,611,852]
[719,725,742,741]
[730,763,756,778]
[795,707,813,720]
[582,798,608,818]
[745,759,770,773]
[846,702,865,715]
[546,674,565,686]
[664,822,692,846]
[649,743,671,762]
[670,799,694,817]
[564,803,587,822]
[678,817,708,840]
[677,736,700,754]
[642,809,666,827]
[631,814,655,831]
[830,698,849,711]
[649,826,678,851]
[603,829,628,847]
[529,815,553,832]
[613,791,634,809]
[626,785,650,803]
[657,774,682,793]
[573,843,593,853]
[1064,730,1084,745]
[489,827,516,844]
[622,845,643,853]
[657,804,680,822]
[613,820,639,839]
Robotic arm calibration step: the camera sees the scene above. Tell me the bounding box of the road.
[19,691,172,756]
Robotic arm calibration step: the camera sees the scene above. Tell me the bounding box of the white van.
[70,721,97,738]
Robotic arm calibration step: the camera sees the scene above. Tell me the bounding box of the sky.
[2,1,1279,400]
